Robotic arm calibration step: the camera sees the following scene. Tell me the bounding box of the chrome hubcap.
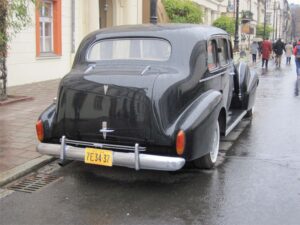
[210,122,220,163]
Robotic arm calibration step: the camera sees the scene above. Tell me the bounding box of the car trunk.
[53,66,158,145]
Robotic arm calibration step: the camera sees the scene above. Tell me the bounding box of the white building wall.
[192,0,228,25]
[115,0,142,25]
[7,1,72,87]
[7,0,101,87]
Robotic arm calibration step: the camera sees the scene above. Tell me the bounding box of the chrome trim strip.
[199,72,225,83]
[99,129,115,133]
[59,135,66,164]
[37,143,185,171]
[84,64,96,74]
[141,65,151,75]
[134,143,140,170]
[60,138,146,152]
[225,110,247,136]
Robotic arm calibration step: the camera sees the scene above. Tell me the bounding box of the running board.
[225,110,247,136]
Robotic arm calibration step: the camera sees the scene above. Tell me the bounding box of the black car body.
[36,24,258,171]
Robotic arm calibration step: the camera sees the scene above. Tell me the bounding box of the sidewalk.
[0,79,60,186]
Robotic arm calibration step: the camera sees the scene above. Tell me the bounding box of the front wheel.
[193,121,220,169]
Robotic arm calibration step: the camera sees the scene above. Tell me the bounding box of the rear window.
[87,38,171,61]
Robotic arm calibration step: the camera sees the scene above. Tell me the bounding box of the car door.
[217,37,234,110]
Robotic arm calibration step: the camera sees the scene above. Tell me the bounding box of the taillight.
[36,120,44,142]
[176,130,185,156]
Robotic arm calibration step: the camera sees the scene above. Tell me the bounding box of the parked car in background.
[36,24,258,171]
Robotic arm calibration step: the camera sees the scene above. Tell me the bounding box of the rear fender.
[232,62,259,110]
[167,90,222,160]
[38,103,56,141]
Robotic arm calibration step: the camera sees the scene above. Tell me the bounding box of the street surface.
[1,60,300,225]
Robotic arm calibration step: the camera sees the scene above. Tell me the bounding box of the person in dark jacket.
[293,39,300,78]
[273,38,285,68]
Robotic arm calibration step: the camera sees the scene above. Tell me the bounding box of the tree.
[163,0,203,24]
[0,0,34,100]
[213,16,235,36]
[256,24,273,39]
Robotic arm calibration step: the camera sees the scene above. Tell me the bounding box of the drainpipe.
[71,0,75,53]
[150,0,158,24]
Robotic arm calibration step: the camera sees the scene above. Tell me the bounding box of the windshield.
[87,38,171,62]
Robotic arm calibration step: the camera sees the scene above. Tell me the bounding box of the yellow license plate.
[84,148,113,167]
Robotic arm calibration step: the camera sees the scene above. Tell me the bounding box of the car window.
[207,40,217,70]
[87,38,171,61]
[218,38,229,66]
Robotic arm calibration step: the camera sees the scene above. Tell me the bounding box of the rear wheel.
[194,121,220,169]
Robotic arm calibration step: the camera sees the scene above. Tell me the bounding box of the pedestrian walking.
[250,41,259,64]
[285,42,293,65]
[273,38,285,68]
[261,38,272,69]
[293,39,300,78]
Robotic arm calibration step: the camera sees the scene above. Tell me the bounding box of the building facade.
[7,0,147,87]
[6,0,293,87]
[192,0,228,25]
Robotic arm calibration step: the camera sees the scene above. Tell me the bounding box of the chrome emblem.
[104,85,108,95]
[99,121,114,140]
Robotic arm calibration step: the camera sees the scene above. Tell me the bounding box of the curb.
[0,95,34,106]
[0,155,54,187]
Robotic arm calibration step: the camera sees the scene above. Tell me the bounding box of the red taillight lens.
[36,120,44,142]
[176,130,185,156]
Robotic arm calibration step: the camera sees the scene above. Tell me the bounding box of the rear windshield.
[87,38,171,62]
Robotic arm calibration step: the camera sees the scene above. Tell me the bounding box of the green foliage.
[212,16,235,36]
[0,0,34,57]
[163,0,203,24]
[256,24,273,38]
[241,10,253,20]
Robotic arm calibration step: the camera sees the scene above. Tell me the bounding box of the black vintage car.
[36,24,258,171]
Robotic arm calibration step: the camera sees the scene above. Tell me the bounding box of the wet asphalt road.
[1,60,300,225]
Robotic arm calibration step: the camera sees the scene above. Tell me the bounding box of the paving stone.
[0,79,60,176]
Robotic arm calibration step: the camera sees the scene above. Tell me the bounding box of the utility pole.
[234,0,240,51]
[275,5,278,40]
[150,0,158,24]
[273,1,276,41]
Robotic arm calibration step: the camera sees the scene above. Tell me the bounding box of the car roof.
[87,24,228,41]
[73,24,229,66]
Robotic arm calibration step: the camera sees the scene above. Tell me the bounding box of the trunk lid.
[53,65,158,145]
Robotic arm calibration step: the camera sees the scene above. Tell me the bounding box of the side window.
[218,38,229,66]
[207,40,217,71]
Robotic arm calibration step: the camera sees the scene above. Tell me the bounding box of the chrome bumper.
[36,138,185,171]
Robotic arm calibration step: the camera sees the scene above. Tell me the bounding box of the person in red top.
[293,39,300,77]
[261,37,272,69]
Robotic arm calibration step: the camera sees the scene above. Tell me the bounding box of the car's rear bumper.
[36,137,185,171]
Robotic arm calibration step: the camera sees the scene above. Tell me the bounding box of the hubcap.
[210,122,220,163]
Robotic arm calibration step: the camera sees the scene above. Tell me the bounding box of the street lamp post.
[234,0,240,51]
[150,0,158,24]
[273,1,276,41]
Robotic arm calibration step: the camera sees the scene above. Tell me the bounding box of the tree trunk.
[0,0,8,101]
[0,57,7,101]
